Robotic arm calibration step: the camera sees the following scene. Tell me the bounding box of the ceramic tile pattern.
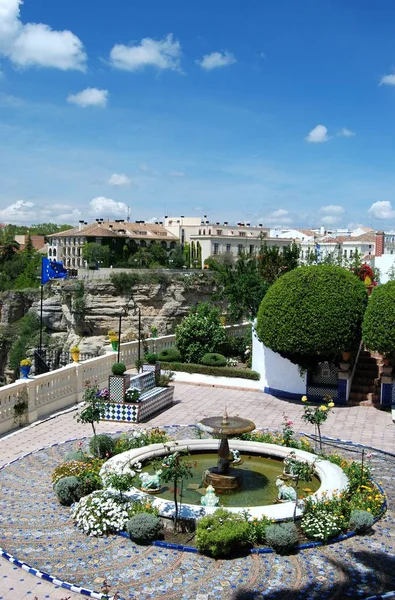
[1,382,395,599]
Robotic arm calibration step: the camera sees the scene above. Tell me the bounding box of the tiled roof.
[294,228,317,237]
[49,221,178,240]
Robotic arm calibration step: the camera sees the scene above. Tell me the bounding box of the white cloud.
[109,34,181,72]
[67,88,108,108]
[338,127,355,137]
[168,170,185,177]
[319,205,345,215]
[263,208,292,226]
[368,200,395,220]
[305,124,329,143]
[0,199,81,224]
[89,196,128,218]
[139,163,149,172]
[0,0,87,71]
[380,73,395,86]
[107,173,131,186]
[197,51,236,70]
[321,215,340,226]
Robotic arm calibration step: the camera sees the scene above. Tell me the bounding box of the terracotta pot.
[342,351,351,362]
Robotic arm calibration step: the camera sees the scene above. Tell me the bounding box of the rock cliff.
[0,274,217,357]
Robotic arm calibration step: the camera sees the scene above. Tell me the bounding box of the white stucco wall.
[252,329,306,397]
[374,255,395,284]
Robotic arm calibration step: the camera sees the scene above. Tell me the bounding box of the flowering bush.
[301,395,334,451]
[113,429,169,454]
[52,458,105,494]
[242,510,272,545]
[20,358,32,367]
[71,490,131,536]
[226,357,238,367]
[352,263,377,286]
[125,388,141,403]
[239,429,312,452]
[196,509,251,557]
[282,415,296,447]
[301,511,342,542]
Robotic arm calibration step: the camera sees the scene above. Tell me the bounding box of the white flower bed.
[71,490,130,537]
[301,511,342,542]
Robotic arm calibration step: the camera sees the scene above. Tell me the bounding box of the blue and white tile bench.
[101,370,174,423]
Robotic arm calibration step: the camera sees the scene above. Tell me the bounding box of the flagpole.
[39,284,43,354]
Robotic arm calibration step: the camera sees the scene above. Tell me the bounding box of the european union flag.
[41,257,68,284]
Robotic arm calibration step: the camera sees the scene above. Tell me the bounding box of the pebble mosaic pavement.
[1,423,395,600]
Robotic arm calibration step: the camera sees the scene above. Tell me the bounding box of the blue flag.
[41,257,68,284]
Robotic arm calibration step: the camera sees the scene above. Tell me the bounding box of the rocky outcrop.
[0,275,217,354]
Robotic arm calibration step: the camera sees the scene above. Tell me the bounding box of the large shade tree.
[256,265,368,367]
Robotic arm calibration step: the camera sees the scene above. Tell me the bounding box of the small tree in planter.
[159,450,195,531]
[75,383,107,456]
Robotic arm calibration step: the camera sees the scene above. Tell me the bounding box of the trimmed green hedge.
[362,281,395,356]
[256,265,367,362]
[160,361,260,380]
[158,347,181,362]
[200,353,227,367]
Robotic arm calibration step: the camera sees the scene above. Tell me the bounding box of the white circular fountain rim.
[100,439,349,521]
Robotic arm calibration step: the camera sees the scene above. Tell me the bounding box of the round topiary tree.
[256,265,368,366]
[362,281,395,357]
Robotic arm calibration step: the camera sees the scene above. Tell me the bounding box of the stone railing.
[0,324,249,436]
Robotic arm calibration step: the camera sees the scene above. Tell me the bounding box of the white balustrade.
[0,324,246,436]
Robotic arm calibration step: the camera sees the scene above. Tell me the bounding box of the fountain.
[197,409,255,493]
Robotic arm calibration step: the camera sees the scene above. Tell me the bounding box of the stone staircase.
[348,350,380,405]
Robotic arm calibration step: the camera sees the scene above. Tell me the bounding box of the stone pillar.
[380,376,393,406]
[337,371,351,404]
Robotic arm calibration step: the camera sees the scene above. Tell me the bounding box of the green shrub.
[175,302,226,363]
[144,352,158,365]
[265,522,299,554]
[349,509,375,533]
[54,476,84,506]
[195,509,251,557]
[256,265,368,366]
[301,511,342,542]
[89,434,115,458]
[158,348,181,362]
[64,449,90,462]
[126,513,162,543]
[362,281,395,357]
[160,361,260,381]
[200,353,227,367]
[111,362,126,375]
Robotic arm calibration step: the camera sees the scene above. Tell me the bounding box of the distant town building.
[14,234,46,252]
[47,219,178,269]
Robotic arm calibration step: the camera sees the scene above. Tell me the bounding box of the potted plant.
[108,334,119,352]
[142,352,160,381]
[125,387,140,403]
[108,362,130,402]
[19,358,32,379]
[150,326,158,339]
[71,346,80,363]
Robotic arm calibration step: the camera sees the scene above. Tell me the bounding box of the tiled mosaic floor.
[1,428,395,600]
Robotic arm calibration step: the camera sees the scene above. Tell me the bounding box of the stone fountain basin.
[100,439,349,521]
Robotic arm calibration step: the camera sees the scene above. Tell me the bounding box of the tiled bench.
[101,371,174,424]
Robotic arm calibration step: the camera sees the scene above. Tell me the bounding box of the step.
[351,384,377,394]
[352,377,379,386]
[349,391,379,402]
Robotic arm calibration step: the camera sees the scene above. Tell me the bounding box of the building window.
[238,244,243,255]
[213,243,219,255]
[209,229,211,235]
[216,229,222,236]
[199,229,201,235]
[239,232,246,237]
[226,244,231,253]
[249,244,254,254]
[181,229,185,244]
[350,250,353,258]
[344,249,347,258]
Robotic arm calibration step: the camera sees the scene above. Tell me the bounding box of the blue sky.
[1,0,395,228]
